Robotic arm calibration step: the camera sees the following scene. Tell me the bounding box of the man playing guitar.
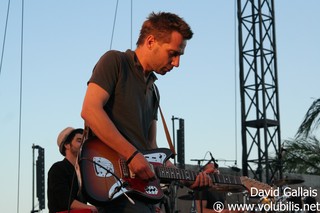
[81,12,212,213]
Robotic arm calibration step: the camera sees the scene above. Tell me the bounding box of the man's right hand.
[127,152,156,181]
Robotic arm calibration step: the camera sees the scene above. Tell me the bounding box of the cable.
[130,0,133,49]
[17,0,25,212]
[233,0,238,167]
[109,0,119,50]
[0,0,11,77]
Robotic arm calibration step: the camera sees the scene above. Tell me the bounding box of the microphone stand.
[190,158,208,168]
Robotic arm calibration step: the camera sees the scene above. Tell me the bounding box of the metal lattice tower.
[237,0,283,184]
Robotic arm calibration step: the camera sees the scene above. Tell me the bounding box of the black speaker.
[177,119,185,168]
[36,147,45,210]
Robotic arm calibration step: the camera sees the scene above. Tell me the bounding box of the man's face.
[151,31,187,75]
[69,133,82,157]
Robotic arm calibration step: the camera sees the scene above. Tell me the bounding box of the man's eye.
[169,52,179,57]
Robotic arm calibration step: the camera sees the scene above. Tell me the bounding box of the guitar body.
[79,137,173,205]
[79,137,269,206]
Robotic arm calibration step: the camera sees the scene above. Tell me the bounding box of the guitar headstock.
[240,176,275,197]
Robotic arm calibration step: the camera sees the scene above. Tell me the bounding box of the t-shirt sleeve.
[89,51,121,95]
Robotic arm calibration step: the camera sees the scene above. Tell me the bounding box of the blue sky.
[0,1,319,212]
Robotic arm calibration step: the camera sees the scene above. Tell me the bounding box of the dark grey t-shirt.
[89,49,159,150]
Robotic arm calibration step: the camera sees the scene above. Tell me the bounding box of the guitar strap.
[153,84,176,156]
[75,123,90,195]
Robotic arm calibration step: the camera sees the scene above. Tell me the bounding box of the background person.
[47,127,98,213]
[196,163,230,213]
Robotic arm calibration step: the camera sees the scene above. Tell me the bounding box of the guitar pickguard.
[92,156,114,178]
[144,152,168,164]
[109,180,128,199]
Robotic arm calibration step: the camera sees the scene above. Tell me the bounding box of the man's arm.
[81,82,155,180]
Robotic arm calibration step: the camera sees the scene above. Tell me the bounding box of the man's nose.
[171,55,180,67]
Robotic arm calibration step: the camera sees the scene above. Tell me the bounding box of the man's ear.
[146,35,156,49]
[64,143,70,152]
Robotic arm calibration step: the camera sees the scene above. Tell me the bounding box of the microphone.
[200,159,212,171]
[209,152,219,169]
[32,144,42,149]
[200,152,217,171]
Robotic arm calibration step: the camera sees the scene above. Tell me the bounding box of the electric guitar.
[79,137,265,205]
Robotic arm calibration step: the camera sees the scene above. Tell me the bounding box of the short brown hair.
[136,12,193,46]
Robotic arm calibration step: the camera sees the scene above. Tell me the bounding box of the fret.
[213,173,221,183]
[237,176,242,184]
[183,170,195,181]
[184,170,190,180]
[190,171,196,181]
[166,167,172,179]
[217,174,226,184]
[180,169,186,180]
[157,167,167,179]
[209,173,216,183]
[224,174,231,184]
[234,176,241,184]
[162,167,168,179]
[175,168,182,179]
[162,168,168,179]
[231,176,241,184]
[230,176,236,184]
[170,167,176,179]
[166,168,171,179]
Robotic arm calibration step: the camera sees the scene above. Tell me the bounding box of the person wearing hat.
[47,127,98,213]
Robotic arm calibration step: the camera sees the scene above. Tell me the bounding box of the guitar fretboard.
[213,174,242,185]
[156,167,197,181]
[156,166,242,185]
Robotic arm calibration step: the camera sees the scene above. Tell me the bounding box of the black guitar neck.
[155,166,242,185]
